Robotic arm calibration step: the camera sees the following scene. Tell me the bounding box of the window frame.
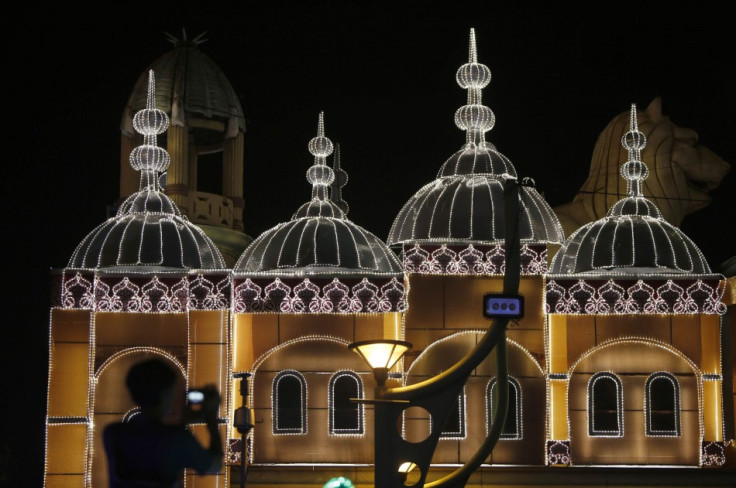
[272,370,307,435]
[587,372,624,437]
[487,376,522,440]
[436,388,466,439]
[645,372,681,437]
[328,371,365,436]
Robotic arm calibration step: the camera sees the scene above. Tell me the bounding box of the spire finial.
[455,29,494,146]
[129,70,171,191]
[469,27,478,63]
[330,144,349,215]
[620,103,648,197]
[306,112,335,201]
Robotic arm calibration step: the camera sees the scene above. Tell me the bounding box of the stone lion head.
[555,97,730,235]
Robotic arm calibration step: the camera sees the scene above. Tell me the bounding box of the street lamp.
[349,179,523,487]
[347,340,412,388]
[233,372,255,488]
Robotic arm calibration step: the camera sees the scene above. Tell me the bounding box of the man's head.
[126,358,177,410]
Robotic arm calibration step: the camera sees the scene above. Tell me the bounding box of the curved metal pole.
[373,179,522,487]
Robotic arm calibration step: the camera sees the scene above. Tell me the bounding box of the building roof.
[549,104,712,275]
[387,29,564,247]
[69,71,226,271]
[120,31,246,138]
[233,113,402,277]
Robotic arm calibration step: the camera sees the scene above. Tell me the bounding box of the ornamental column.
[223,131,245,230]
[165,124,189,214]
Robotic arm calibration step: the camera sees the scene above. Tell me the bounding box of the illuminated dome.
[388,29,564,246]
[234,113,402,277]
[549,104,711,275]
[121,31,245,138]
[69,71,226,270]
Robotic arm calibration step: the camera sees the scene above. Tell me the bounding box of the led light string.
[387,28,564,248]
[327,371,365,437]
[566,336,704,460]
[272,370,308,435]
[644,372,681,437]
[232,276,406,314]
[68,70,225,270]
[401,243,548,275]
[587,372,624,437]
[550,104,713,276]
[487,377,523,440]
[545,277,726,315]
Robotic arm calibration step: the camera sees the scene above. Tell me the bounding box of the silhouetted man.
[103,358,223,487]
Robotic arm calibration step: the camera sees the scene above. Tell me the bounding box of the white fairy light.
[545,276,726,315]
[487,377,523,440]
[272,370,308,435]
[68,70,226,270]
[327,371,365,437]
[388,28,564,250]
[549,104,715,277]
[233,113,405,312]
[644,372,681,437]
[587,372,624,437]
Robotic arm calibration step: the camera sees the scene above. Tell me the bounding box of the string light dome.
[388,28,564,247]
[549,104,711,275]
[234,113,402,277]
[69,71,226,270]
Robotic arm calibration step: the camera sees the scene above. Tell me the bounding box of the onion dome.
[388,28,564,246]
[121,31,245,138]
[69,71,226,270]
[550,104,711,275]
[234,113,402,277]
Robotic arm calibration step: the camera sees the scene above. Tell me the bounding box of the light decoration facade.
[544,105,727,467]
[43,30,735,487]
[45,70,230,488]
[388,28,564,274]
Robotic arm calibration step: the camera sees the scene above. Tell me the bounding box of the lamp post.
[233,372,254,488]
[348,179,523,487]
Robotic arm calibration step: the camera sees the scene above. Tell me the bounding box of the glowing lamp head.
[348,339,412,387]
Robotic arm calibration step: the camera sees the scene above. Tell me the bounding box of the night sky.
[4,1,736,485]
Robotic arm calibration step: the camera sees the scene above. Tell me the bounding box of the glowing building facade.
[44,29,733,488]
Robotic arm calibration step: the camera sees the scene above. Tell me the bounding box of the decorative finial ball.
[455,104,495,132]
[309,135,334,158]
[307,164,335,186]
[621,130,646,151]
[456,62,491,89]
[129,144,171,172]
[133,107,170,136]
[621,160,649,182]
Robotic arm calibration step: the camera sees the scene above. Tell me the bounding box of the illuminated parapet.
[545,104,727,467]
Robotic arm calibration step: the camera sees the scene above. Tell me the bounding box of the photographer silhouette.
[103,358,223,488]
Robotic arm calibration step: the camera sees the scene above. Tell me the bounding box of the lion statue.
[553,97,730,236]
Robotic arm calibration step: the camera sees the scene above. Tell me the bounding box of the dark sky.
[4,0,736,485]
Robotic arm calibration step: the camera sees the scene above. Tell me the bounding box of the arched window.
[645,372,680,436]
[588,372,623,437]
[487,377,522,440]
[329,371,364,435]
[437,390,466,439]
[272,370,307,434]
